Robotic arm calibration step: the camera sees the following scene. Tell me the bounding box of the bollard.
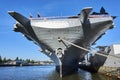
[59,61,62,78]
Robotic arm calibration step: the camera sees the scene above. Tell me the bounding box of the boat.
[8,7,115,77]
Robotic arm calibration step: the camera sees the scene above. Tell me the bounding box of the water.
[0,66,117,80]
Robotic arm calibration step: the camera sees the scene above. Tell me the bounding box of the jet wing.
[79,7,93,23]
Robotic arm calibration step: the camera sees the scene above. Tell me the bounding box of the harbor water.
[0,66,118,80]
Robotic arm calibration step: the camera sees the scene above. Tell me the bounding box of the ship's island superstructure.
[8,7,115,77]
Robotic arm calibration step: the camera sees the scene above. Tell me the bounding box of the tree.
[0,56,2,64]
[19,58,23,61]
[3,57,7,63]
[30,60,35,64]
[7,59,12,62]
[15,57,19,61]
[26,59,30,63]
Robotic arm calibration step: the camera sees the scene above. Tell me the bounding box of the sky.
[0,0,120,61]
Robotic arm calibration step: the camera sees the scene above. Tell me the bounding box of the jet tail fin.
[8,11,30,26]
[79,7,92,23]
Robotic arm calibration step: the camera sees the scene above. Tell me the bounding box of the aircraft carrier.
[8,7,115,77]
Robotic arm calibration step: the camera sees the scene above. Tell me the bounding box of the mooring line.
[58,38,120,59]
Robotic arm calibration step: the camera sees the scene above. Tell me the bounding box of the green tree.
[30,60,35,64]
[26,59,30,63]
[15,57,19,61]
[7,59,12,62]
[0,56,2,64]
[3,57,7,63]
[19,58,23,61]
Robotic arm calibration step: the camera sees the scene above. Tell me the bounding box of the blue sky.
[0,0,120,61]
